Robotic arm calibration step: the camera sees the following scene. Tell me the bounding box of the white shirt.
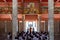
[33,37,39,40]
[19,36,23,40]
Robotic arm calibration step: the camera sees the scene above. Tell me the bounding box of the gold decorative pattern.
[24,3,39,14]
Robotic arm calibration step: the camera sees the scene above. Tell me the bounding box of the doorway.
[25,21,37,32]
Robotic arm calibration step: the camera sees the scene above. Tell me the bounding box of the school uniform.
[19,36,23,40]
[32,36,39,40]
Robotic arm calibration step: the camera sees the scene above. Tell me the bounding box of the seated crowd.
[15,31,49,40]
[7,28,49,40]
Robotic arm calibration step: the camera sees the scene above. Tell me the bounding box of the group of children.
[7,28,49,40]
[15,31,49,40]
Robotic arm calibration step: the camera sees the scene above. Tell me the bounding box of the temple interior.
[0,0,60,40]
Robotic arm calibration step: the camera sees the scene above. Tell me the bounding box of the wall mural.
[0,7,12,14]
[0,2,40,14]
[24,2,39,14]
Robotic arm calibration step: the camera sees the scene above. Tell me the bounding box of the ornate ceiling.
[0,0,57,2]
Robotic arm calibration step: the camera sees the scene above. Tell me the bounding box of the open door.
[25,14,38,32]
[25,21,37,32]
